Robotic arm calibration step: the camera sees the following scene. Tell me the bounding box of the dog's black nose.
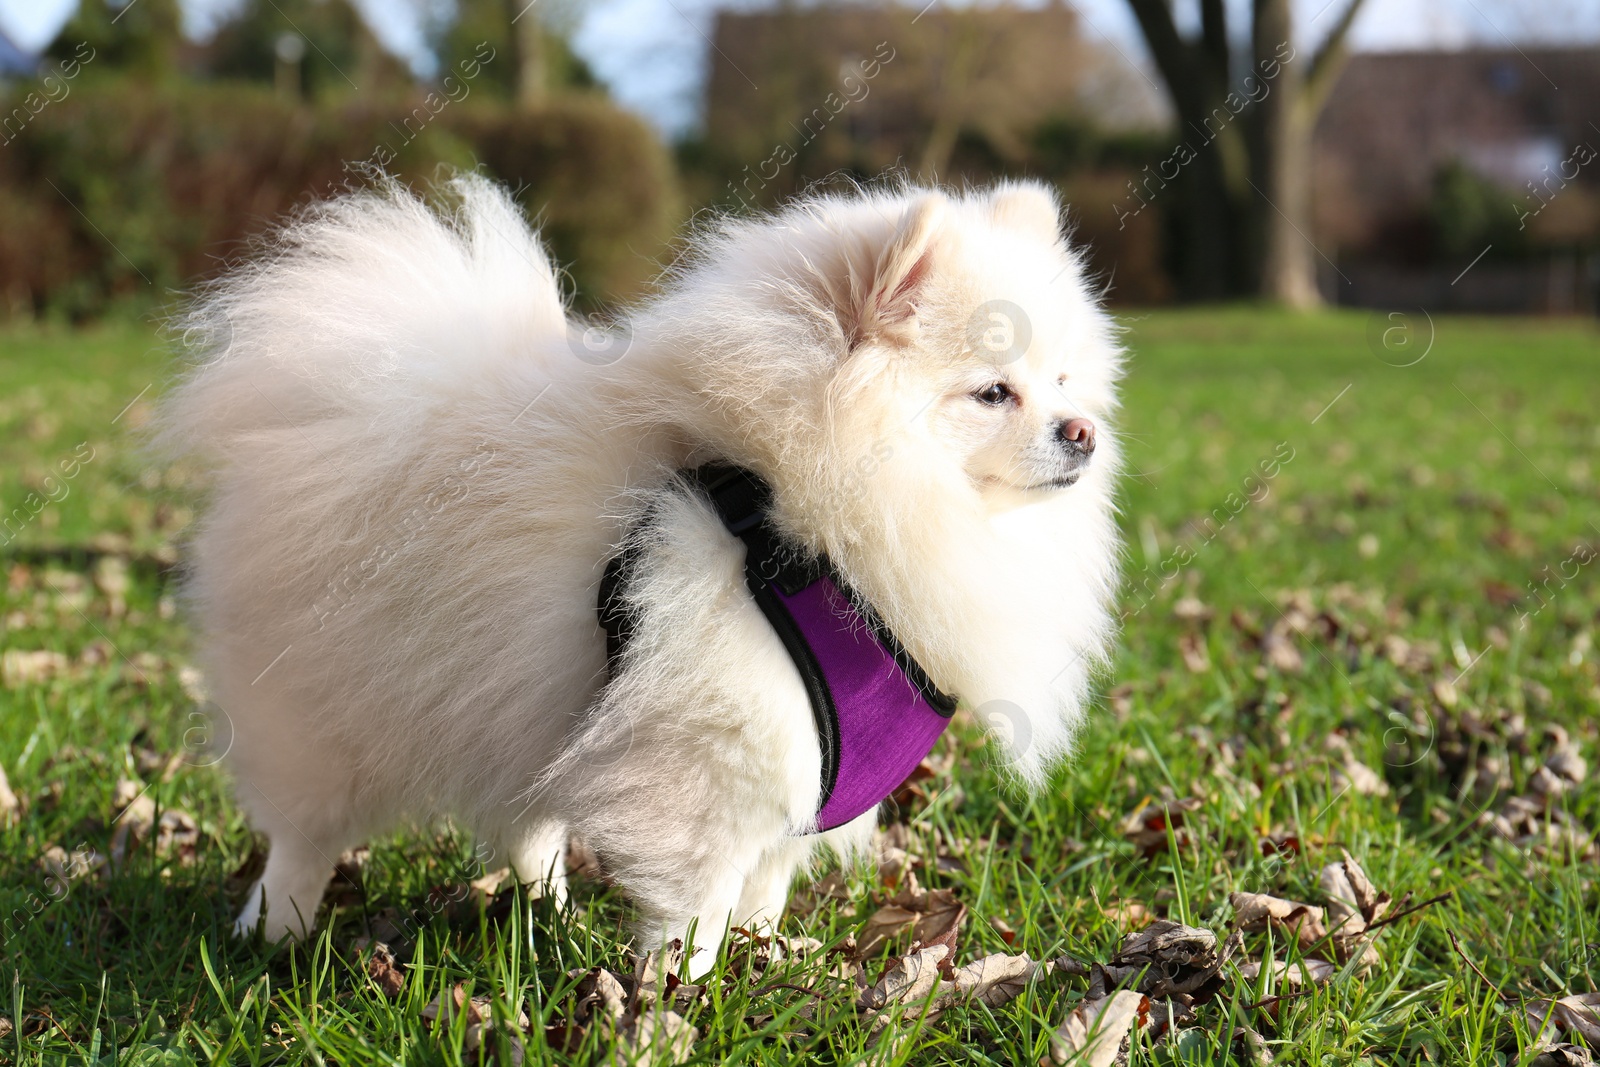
[1057,417,1096,454]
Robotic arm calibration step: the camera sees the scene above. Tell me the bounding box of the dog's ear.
[987,182,1060,243]
[837,193,946,350]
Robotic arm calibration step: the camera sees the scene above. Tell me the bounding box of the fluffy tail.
[160,173,569,466]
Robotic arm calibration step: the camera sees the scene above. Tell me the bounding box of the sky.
[3,0,1598,138]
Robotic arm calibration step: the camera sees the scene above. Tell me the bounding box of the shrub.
[0,82,679,319]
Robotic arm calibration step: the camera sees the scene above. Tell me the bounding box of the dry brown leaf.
[567,966,629,1023]
[1119,797,1202,858]
[420,983,529,1057]
[1260,624,1304,673]
[1319,850,1390,968]
[1543,747,1587,787]
[1331,758,1389,797]
[364,941,405,997]
[1051,990,1148,1066]
[1173,596,1213,623]
[611,1007,696,1066]
[155,810,200,865]
[1178,632,1211,673]
[565,835,606,883]
[631,942,683,1010]
[1230,892,1327,948]
[930,952,1046,1010]
[1103,900,1153,930]
[856,902,920,959]
[1527,991,1600,1047]
[2,649,71,686]
[40,844,104,886]
[1238,1024,1275,1065]
[860,944,948,1010]
[108,781,156,868]
[856,883,966,959]
[1099,920,1237,1001]
[1238,958,1337,987]
[787,869,850,918]
[94,556,129,617]
[471,867,512,897]
[723,928,824,981]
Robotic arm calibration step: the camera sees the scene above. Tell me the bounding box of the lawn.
[2,309,1597,1064]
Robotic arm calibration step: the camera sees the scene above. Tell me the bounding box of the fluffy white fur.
[160,174,1122,972]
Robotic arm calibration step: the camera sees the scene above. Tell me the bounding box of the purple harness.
[599,466,956,833]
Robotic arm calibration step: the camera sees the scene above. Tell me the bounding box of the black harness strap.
[597,466,956,819]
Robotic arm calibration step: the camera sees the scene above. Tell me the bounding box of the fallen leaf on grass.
[567,966,628,1024]
[725,928,824,978]
[40,843,104,886]
[109,779,154,867]
[1537,747,1587,794]
[931,952,1059,1010]
[1102,899,1153,930]
[1119,797,1202,859]
[787,869,851,918]
[1099,920,1239,1002]
[860,944,947,1010]
[108,779,201,869]
[1051,990,1148,1066]
[1527,991,1600,1047]
[1238,1024,1275,1065]
[544,945,698,1065]
[611,1007,696,1066]
[856,879,967,959]
[1238,958,1337,987]
[471,867,512,898]
[1259,623,1304,674]
[2,649,70,686]
[888,758,941,811]
[1230,892,1327,949]
[1325,734,1389,797]
[1173,596,1213,623]
[1178,632,1211,673]
[1319,850,1390,968]
[361,941,405,997]
[564,835,607,884]
[420,984,529,1060]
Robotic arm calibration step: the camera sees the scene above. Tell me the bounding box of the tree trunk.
[1126,0,1366,307]
[504,0,546,108]
[1170,114,1249,300]
[1254,0,1323,307]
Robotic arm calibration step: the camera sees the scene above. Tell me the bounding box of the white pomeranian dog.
[160,174,1122,974]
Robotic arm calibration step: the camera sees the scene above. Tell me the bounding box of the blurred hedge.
[0,83,680,319]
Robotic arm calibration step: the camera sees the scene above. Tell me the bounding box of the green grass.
[2,309,1597,1064]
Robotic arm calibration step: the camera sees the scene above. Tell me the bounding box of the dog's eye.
[974,382,1014,407]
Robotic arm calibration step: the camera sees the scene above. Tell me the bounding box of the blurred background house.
[0,0,1595,319]
[1317,48,1600,313]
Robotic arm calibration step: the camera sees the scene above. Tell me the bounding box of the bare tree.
[1127,0,1367,307]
